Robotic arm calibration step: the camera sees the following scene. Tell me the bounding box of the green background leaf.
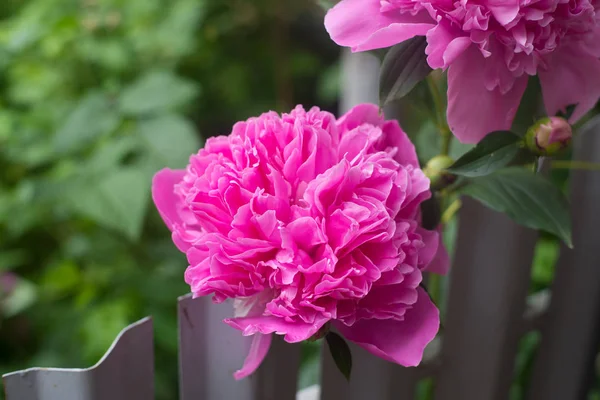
[461,168,572,247]
[54,92,120,154]
[448,131,522,177]
[138,115,202,170]
[119,70,200,116]
[379,37,432,106]
[67,168,151,241]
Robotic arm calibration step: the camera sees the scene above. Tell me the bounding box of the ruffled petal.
[336,103,383,130]
[539,45,600,122]
[423,227,450,275]
[334,287,439,366]
[426,23,471,69]
[324,0,434,52]
[447,46,528,143]
[336,103,420,167]
[224,315,328,343]
[416,227,440,268]
[233,333,272,380]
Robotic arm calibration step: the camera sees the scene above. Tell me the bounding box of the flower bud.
[526,117,572,156]
[424,155,456,190]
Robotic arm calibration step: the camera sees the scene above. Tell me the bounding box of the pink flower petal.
[233,333,272,380]
[380,120,420,167]
[423,227,450,275]
[539,46,600,123]
[415,227,440,268]
[224,315,328,343]
[334,287,439,366]
[443,37,473,66]
[426,23,471,69]
[324,0,434,52]
[337,103,383,130]
[337,104,420,167]
[152,168,185,230]
[487,0,520,26]
[447,47,528,143]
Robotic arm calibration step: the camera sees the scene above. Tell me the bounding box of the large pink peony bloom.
[152,104,448,379]
[325,0,600,143]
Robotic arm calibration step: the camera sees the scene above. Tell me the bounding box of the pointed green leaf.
[447,131,522,177]
[119,70,199,115]
[138,114,201,169]
[3,277,37,318]
[461,168,572,247]
[379,37,432,106]
[326,332,352,381]
[54,92,119,154]
[67,168,150,241]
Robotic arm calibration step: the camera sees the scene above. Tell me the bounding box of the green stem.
[441,198,462,224]
[533,157,539,174]
[552,160,600,171]
[426,76,445,127]
[427,76,452,156]
[441,131,452,156]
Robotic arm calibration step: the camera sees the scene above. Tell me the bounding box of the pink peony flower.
[152,104,448,379]
[324,0,600,143]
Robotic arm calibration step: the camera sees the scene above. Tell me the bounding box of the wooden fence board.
[527,119,600,400]
[178,295,301,400]
[434,198,538,400]
[3,318,154,400]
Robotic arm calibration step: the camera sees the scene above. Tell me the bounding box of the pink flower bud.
[526,117,572,156]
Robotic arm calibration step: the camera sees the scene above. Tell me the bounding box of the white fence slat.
[320,341,419,400]
[320,46,423,400]
[252,335,301,400]
[2,317,154,400]
[178,294,253,400]
[434,198,538,400]
[178,295,301,400]
[527,120,600,400]
[339,49,380,113]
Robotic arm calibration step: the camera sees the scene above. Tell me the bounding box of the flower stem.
[426,75,452,156]
[551,160,600,171]
[441,198,462,224]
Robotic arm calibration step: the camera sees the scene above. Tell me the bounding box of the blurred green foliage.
[0,0,337,398]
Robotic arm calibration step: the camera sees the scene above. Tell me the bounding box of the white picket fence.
[3,50,600,400]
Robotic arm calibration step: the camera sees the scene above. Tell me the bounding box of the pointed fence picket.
[4,50,600,400]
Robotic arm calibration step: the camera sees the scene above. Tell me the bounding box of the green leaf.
[325,332,352,381]
[447,131,522,177]
[138,115,201,169]
[3,277,37,318]
[461,168,572,247]
[81,300,130,362]
[316,0,338,10]
[119,70,199,115]
[54,92,120,154]
[531,237,560,287]
[379,36,431,106]
[41,261,82,298]
[67,168,151,241]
